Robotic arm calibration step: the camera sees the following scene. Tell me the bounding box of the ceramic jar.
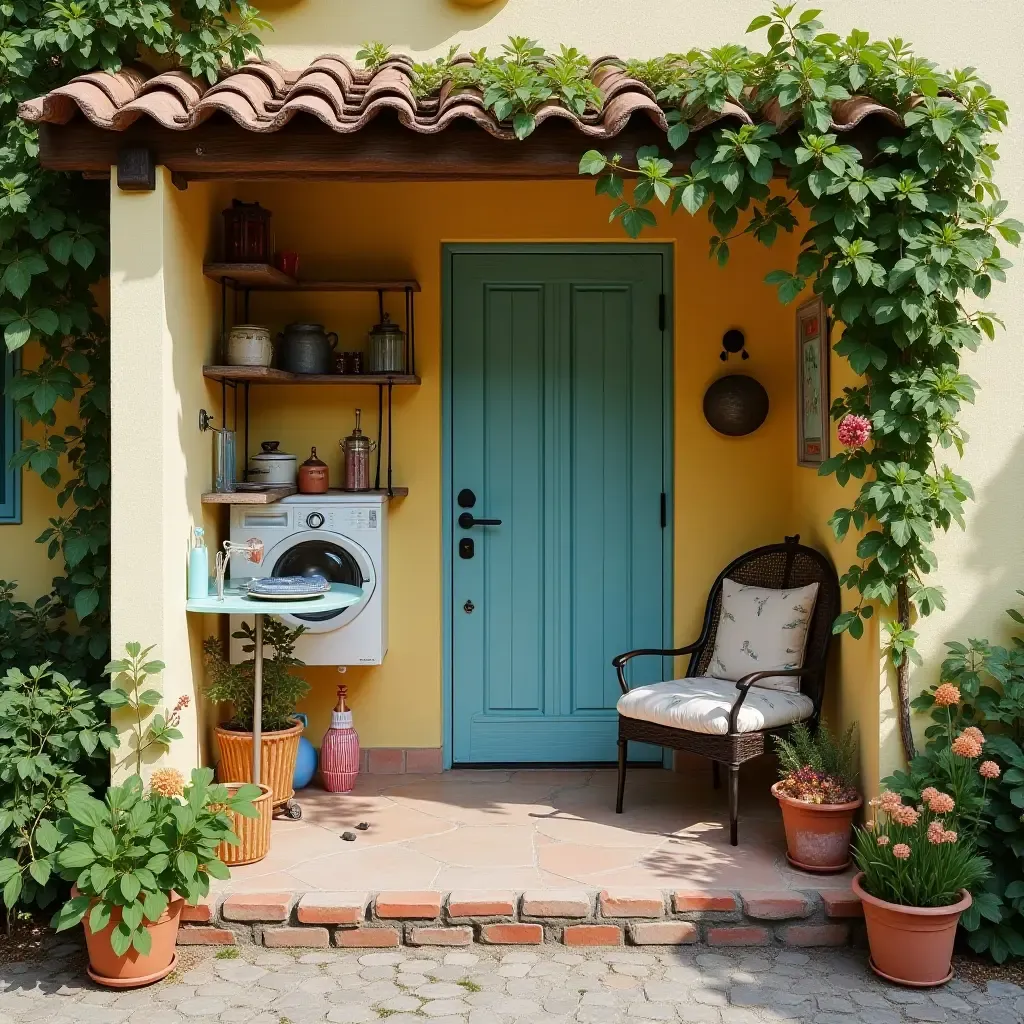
[298,447,329,494]
[248,441,297,485]
[226,324,273,367]
[277,323,338,375]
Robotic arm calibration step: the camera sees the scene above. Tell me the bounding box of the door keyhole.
[464,600,475,614]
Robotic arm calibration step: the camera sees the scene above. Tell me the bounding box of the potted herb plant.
[50,769,260,988]
[852,784,989,986]
[203,620,310,812]
[772,722,861,873]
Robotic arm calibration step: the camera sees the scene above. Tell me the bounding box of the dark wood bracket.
[116,147,156,191]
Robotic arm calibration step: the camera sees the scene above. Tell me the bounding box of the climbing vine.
[579,5,1017,759]
[0,2,267,682]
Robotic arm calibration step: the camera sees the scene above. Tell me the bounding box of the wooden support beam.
[116,146,156,190]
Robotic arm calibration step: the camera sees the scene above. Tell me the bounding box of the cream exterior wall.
[98,0,1024,787]
[109,169,226,782]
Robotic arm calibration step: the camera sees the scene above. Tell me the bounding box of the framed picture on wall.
[796,296,830,468]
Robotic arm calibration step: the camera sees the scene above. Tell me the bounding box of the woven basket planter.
[215,719,302,808]
[216,783,273,867]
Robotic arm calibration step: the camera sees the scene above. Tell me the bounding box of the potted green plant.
[50,768,260,988]
[203,620,310,812]
[772,722,861,873]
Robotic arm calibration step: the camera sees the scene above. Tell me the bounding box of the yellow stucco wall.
[223,180,801,748]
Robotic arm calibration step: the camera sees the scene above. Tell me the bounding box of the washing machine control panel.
[306,511,325,529]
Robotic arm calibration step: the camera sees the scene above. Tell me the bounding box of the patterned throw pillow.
[707,579,820,692]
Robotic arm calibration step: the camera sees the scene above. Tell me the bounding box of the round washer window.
[273,540,365,623]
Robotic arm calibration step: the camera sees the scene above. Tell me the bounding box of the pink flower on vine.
[892,843,911,860]
[980,761,1001,780]
[837,413,871,448]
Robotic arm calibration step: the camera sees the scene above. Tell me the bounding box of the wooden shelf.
[203,366,420,385]
[204,263,421,293]
[202,485,297,505]
[201,485,407,505]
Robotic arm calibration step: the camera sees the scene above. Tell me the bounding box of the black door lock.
[457,488,477,508]
[464,600,475,613]
[459,538,474,559]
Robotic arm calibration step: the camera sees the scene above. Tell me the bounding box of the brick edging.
[179,886,864,949]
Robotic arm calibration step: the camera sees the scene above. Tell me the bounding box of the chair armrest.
[728,669,812,733]
[612,641,701,695]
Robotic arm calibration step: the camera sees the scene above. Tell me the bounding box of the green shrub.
[885,593,1024,961]
[0,662,117,911]
[203,620,310,732]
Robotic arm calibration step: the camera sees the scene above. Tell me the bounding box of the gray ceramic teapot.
[277,323,338,374]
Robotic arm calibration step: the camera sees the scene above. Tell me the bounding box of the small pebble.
[342,831,357,841]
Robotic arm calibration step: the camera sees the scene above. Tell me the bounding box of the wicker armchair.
[612,535,840,846]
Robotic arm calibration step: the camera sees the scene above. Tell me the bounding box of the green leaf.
[746,14,772,31]
[0,860,19,886]
[176,850,198,880]
[131,925,152,956]
[92,825,116,860]
[120,872,141,903]
[88,900,111,935]
[109,921,133,957]
[28,859,51,887]
[143,889,168,923]
[121,899,144,931]
[52,894,90,931]
[578,150,607,176]
[667,122,689,150]
[59,842,96,869]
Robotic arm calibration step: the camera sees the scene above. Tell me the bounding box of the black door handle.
[458,512,502,529]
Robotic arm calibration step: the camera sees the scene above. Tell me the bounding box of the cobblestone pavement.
[1,942,1021,1024]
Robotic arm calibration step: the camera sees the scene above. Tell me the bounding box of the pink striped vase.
[320,708,360,793]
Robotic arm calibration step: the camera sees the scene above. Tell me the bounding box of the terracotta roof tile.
[19,55,903,144]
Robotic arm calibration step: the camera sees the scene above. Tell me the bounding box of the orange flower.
[927,820,945,844]
[149,767,186,798]
[962,726,985,746]
[942,830,958,843]
[876,835,890,846]
[878,790,902,812]
[980,761,1001,780]
[951,734,983,758]
[933,683,961,707]
[927,792,955,814]
[892,843,911,860]
[921,786,938,803]
[891,804,920,827]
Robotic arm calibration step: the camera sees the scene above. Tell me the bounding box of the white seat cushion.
[707,578,820,692]
[616,676,814,736]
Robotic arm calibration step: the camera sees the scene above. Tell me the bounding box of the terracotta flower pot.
[772,781,862,873]
[216,782,273,866]
[215,719,302,808]
[852,872,971,987]
[73,885,182,989]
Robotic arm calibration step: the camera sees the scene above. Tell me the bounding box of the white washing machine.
[228,492,388,666]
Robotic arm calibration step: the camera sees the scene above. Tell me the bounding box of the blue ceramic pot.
[293,713,317,790]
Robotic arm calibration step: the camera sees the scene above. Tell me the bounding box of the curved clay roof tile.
[114,90,192,131]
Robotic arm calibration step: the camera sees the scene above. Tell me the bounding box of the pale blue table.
[186,583,363,813]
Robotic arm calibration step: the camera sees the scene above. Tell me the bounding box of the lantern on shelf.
[320,686,360,793]
[222,200,272,263]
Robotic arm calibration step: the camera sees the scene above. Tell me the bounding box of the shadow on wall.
[260,0,509,52]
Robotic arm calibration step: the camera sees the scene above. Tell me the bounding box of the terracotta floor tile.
[409,825,536,868]
[536,842,651,878]
[301,800,457,847]
[386,782,561,826]
[290,845,443,891]
[431,866,552,891]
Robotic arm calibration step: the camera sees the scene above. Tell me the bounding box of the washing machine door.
[264,531,376,633]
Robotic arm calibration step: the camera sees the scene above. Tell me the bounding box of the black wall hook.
[720,328,749,361]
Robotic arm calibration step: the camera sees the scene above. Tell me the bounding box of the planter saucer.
[87,952,178,989]
[869,956,953,988]
[786,853,852,874]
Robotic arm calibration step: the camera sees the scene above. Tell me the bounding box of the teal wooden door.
[449,248,670,763]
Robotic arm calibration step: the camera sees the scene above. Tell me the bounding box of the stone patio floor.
[213,764,853,894]
[1,939,1019,1024]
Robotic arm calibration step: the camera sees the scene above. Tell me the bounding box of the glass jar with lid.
[367,313,407,374]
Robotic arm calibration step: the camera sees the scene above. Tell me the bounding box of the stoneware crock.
[277,323,338,374]
[852,871,971,987]
[226,324,273,367]
[74,884,182,988]
[772,782,862,873]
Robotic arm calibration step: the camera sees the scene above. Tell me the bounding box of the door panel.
[450,250,670,763]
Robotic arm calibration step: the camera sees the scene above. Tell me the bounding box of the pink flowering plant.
[773,722,859,805]
[853,787,989,908]
[884,594,1024,961]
